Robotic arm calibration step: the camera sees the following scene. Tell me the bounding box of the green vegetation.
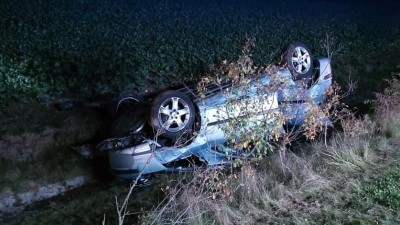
[0,0,399,111]
[356,166,400,210]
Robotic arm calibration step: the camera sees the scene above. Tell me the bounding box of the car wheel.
[281,42,313,81]
[151,91,195,139]
[112,92,145,136]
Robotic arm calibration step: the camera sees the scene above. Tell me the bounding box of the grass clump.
[374,70,400,138]
[320,115,376,173]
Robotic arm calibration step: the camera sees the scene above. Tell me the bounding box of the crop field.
[0,0,399,108]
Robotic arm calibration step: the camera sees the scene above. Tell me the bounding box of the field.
[0,0,400,224]
[1,0,399,108]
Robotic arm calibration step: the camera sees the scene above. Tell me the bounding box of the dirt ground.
[0,101,114,195]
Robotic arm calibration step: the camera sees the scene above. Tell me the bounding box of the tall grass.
[140,75,400,224]
[374,71,400,138]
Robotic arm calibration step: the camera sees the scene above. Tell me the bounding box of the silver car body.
[98,58,333,180]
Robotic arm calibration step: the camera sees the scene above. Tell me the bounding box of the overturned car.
[96,43,333,180]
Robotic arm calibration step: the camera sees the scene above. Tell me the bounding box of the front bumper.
[100,139,168,180]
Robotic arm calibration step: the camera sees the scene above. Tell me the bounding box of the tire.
[112,92,145,136]
[150,90,195,139]
[116,92,144,114]
[281,42,313,81]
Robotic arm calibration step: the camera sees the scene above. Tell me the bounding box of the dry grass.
[140,125,377,224]
[139,73,400,224]
[319,115,376,173]
[374,71,400,138]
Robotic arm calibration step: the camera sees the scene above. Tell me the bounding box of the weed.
[356,166,400,210]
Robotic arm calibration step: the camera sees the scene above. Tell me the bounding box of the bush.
[373,71,400,138]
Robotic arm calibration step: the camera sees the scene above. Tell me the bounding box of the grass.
[1,70,400,225]
[139,129,400,224]
[138,75,400,224]
[0,102,100,136]
[0,143,89,194]
[0,0,399,224]
[0,104,103,194]
[356,165,400,210]
[1,176,169,225]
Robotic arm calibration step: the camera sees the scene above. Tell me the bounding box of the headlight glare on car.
[132,143,151,155]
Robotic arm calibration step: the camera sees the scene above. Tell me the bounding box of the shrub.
[373,70,400,138]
